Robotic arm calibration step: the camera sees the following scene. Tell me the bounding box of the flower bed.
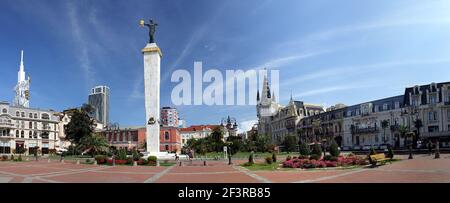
[107,159,127,165]
[282,155,368,169]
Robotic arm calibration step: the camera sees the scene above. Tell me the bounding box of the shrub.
[330,156,339,162]
[299,142,311,156]
[265,156,273,164]
[117,149,128,160]
[1,155,8,161]
[298,155,309,159]
[126,157,133,165]
[86,159,92,164]
[329,140,340,157]
[272,153,277,163]
[132,150,141,161]
[309,154,321,160]
[248,153,254,164]
[148,156,157,166]
[311,144,322,157]
[387,145,394,159]
[137,158,148,165]
[286,155,292,161]
[95,155,107,164]
[324,155,333,161]
[10,155,14,161]
[325,161,338,167]
[17,155,22,162]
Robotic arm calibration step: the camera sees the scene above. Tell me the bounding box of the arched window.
[2,108,7,114]
[21,112,25,117]
[29,121,33,129]
[16,130,19,138]
[41,113,50,120]
[21,130,24,138]
[16,111,20,117]
[34,113,38,119]
[165,131,170,140]
[29,131,32,138]
[29,113,33,118]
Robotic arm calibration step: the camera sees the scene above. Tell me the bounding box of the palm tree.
[78,134,109,157]
[381,120,389,144]
[398,125,409,148]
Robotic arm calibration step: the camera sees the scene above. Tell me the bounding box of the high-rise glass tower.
[88,86,110,125]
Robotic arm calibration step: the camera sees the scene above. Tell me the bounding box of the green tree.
[209,127,225,152]
[256,134,270,152]
[78,134,109,157]
[311,143,322,157]
[65,105,95,145]
[299,142,310,156]
[283,135,298,153]
[329,140,340,157]
[381,120,389,143]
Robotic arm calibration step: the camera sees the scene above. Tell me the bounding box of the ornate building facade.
[257,81,450,149]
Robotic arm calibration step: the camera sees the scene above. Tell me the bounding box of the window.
[21,112,25,117]
[383,104,388,111]
[29,121,32,129]
[428,126,439,133]
[347,111,352,117]
[395,102,400,109]
[374,105,379,112]
[448,109,450,119]
[2,108,7,114]
[428,111,438,121]
[16,130,19,138]
[448,125,450,132]
[34,113,38,119]
[21,130,24,138]
[430,94,437,104]
[165,145,169,151]
[165,132,170,140]
[29,131,32,138]
[41,113,50,120]
[29,113,33,118]
[16,111,20,117]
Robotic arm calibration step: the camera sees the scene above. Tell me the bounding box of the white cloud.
[238,119,258,134]
[66,1,94,88]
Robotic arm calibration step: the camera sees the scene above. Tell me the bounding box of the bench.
[369,153,391,166]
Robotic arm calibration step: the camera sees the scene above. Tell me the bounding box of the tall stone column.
[142,43,162,153]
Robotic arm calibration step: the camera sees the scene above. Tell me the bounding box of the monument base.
[141,151,188,160]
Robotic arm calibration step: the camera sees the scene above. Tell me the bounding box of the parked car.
[362,145,372,150]
[378,144,388,150]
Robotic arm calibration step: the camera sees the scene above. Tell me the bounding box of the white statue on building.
[14,50,31,108]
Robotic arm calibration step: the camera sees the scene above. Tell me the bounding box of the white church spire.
[14,49,30,108]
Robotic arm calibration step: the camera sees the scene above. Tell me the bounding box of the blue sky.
[1,0,450,132]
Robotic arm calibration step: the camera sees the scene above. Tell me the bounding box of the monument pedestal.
[142,43,162,155]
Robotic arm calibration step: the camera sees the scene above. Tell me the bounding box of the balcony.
[0,122,14,128]
[352,127,379,135]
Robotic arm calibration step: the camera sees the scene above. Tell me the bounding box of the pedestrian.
[175,153,179,161]
[427,140,433,155]
[60,152,65,162]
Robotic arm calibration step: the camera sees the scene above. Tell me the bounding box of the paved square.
[1,154,450,183]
